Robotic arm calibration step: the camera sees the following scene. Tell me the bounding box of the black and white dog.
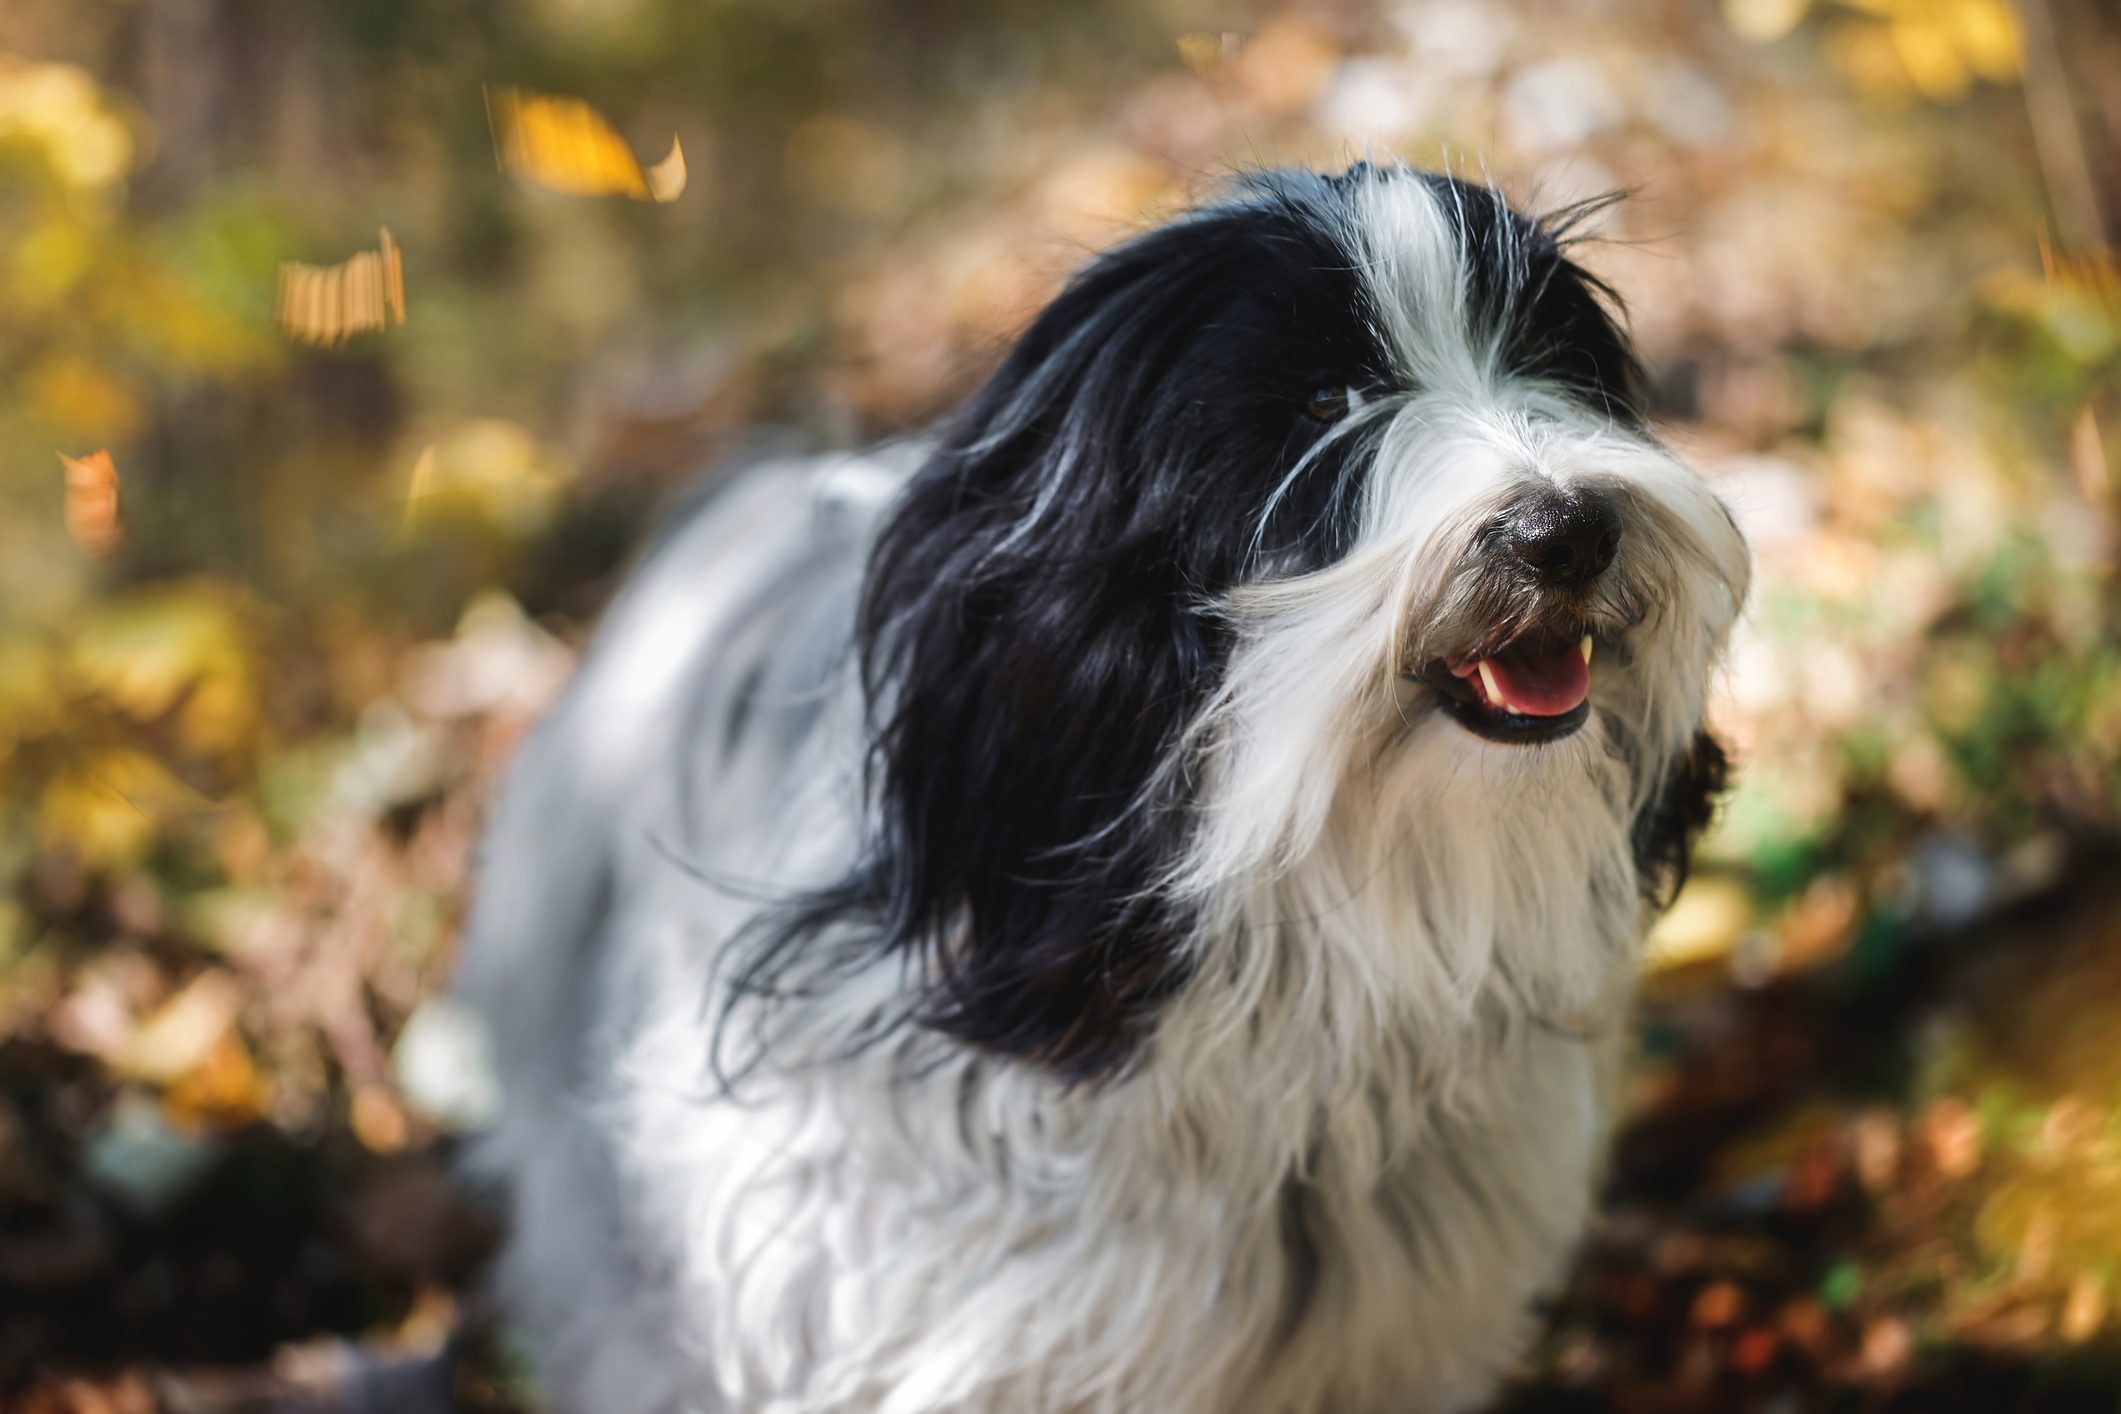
[454,162,1750,1414]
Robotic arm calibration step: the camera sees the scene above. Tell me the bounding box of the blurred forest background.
[1,0,2118,1409]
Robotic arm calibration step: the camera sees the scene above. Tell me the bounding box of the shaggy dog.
[454,161,1751,1414]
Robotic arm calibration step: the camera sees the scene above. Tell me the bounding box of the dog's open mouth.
[1414,630,1596,744]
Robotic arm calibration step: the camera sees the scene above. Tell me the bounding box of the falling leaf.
[58,449,120,556]
[485,85,683,203]
[645,135,687,202]
[276,228,406,346]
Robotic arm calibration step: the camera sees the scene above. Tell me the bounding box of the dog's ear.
[836,238,1237,1077]
[1633,729,1729,905]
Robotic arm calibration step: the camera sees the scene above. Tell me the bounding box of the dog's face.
[800,164,1748,1077]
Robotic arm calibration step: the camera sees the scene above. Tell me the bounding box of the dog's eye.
[1304,384,1364,423]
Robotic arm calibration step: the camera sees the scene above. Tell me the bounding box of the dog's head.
[815,163,1748,1078]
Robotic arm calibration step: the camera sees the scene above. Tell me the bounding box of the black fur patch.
[731,166,1657,1079]
[1432,175,1648,425]
[1633,729,1730,905]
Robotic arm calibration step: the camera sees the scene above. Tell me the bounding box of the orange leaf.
[277,228,406,347]
[58,448,120,556]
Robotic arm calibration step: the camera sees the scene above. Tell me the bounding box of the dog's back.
[454,449,905,1412]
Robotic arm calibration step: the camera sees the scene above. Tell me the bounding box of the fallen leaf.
[119,969,240,1085]
[162,1031,270,1129]
[37,748,219,867]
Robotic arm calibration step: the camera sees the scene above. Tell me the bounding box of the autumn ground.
[2,0,2118,1409]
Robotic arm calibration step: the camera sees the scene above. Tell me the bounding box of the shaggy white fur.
[455,168,1749,1414]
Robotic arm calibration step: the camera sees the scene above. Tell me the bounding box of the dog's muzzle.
[1405,485,1626,745]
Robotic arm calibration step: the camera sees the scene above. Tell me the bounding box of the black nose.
[1505,488,1621,588]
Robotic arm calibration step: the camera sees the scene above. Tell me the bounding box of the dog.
[453,161,1751,1414]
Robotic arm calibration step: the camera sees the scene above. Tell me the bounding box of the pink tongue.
[1483,643,1589,717]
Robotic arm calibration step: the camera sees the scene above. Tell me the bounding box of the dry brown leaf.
[277,228,405,346]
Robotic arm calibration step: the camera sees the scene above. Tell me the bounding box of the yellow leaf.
[486,85,683,203]
[68,583,258,759]
[37,748,215,867]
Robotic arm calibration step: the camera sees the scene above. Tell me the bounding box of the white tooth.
[1579,635,1594,667]
[1476,659,1502,707]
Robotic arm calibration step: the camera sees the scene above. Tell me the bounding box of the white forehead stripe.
[1350,174,1497,398]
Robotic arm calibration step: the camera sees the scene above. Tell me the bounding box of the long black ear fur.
[1633,729,1729,906]
[765,226,1282,1079]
